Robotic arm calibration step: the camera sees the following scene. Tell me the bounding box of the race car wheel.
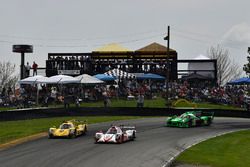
[132,132,136,140]
[48,134,54,139]
[207,119,212,126]
[94,139,99,144]
[69,130,77,138]
[73,130,77,138]
[83,127,87,135]
[118,135,124,144]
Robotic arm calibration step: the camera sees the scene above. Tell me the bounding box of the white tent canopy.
[104,68,135,79]
[39,74,80,84]
[19,75,49,85]
[75,74,104,84]
[193,54,210,60]
[188,54,214,78]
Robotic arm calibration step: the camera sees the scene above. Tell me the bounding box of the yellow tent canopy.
[93,43,131,52]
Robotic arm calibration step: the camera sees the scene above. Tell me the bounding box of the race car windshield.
[106,128,117,134]
[59,124,72,129]
[180,114,190,119]
[179,114,186,119]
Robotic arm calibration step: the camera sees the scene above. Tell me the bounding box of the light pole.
[164,26,170,108]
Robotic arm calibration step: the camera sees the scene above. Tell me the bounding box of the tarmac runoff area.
[0,117,250,167]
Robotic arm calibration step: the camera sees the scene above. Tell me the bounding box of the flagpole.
[164,26,170,108]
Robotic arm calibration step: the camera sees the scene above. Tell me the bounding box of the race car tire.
[48,134,54,139]
[83,127,87,135]
[131,132,136,141]
[94,139,99,144]
[200,120,205,126]
[69,130,77,139]
[178,122,183,128]
[207,119,212,126]
[73,130,77,138]
[118,135,124,144]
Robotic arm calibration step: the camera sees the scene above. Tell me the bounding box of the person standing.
[25,62,31,77]
[50,87,57,103]
[103,90,111,107]
[137,93,144,108]
[103,91,108,107]
[32,61,38,76]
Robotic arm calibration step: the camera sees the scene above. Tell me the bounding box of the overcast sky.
[1,0,250,75]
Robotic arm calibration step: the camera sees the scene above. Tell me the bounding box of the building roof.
[193,54,210,60]
[93,43,131,52]
[136,42,176,52]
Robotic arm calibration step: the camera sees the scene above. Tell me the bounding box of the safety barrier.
[0,107,249,121]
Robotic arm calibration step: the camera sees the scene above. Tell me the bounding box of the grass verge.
[44,98,242,110]
[0,98,243,110]
[0,116,141,145]
[79,98,242,110]
[175,130,250,167]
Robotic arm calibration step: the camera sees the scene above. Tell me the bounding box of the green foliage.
[243,56,250,77]
[0,116,141,144]
[176,130,250,167]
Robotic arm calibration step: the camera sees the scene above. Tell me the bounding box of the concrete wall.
[1,107,250,121]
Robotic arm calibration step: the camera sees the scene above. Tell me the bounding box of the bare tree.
[207,45,243,85]
[230,62,244,81]
[0,61,18,94]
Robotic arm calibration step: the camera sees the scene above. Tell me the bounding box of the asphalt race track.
[0,117,250,167]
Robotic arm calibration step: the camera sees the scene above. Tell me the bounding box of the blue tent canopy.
[137,73,165,80]
[227,77,250,85]
[94,74,116,81]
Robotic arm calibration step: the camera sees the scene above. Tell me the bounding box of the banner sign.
[58,70,80,75]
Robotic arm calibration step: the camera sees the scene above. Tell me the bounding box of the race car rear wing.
[67,119,88,125]
[120,125,136,131]
[201,111,214,118]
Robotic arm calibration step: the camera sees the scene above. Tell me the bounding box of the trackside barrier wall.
[0,107,250,121]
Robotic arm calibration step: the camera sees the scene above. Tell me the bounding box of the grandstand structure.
[45,42,217,84]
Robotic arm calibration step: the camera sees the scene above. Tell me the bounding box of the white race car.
[95,125,136,144]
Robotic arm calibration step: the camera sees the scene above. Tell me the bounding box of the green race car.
[166,111,214,128]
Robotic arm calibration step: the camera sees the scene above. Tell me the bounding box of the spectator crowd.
[0,78,250,110]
